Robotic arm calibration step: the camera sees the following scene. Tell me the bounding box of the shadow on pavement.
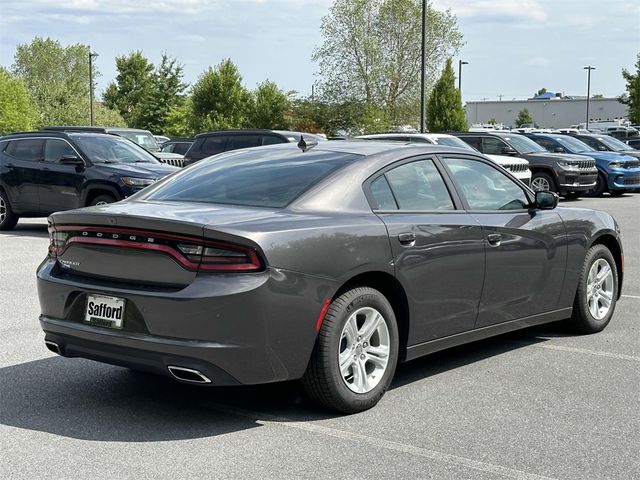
[0,222,48,239]
[0,325,558,441]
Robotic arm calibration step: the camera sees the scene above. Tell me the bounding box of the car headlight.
[121,177,156,187]
[558,161,579,170]
[608,162,624,168]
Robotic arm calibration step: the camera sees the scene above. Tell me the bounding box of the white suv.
[357,133,532,186]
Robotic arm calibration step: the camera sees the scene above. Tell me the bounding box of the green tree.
[249,80,292,129]
[12,37,95,127]
[619,54,640,124]
[94,103,127,127]
[426,58,467,132]
[0,68,38,134]
[535,87,547,96]
[314,0,463,126]
[487,117,497,125]
[515,108,535,127]
[164,97,194,137]
[189,59,251,131]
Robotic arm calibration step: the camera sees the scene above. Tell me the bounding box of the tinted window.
[460,136,481,150]
[482,137,509,155]
[200,136,227,155]
[384,159,454,211]
[45,139,77,162]
[174,143,192,155]
[533,137,559,152]
[227,135,261,150]
[444,158,529,210]
[261,135,286,146]
[162,143,176,153]
[72,135,158,163]
[6,139,45,161]
[144,149,361,208]
[370,176,398,210]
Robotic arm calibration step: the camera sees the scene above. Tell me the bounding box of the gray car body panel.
[37,142,623,386]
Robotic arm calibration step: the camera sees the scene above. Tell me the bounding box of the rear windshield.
[143,148,361,208]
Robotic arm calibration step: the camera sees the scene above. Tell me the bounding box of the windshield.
[114,130,160,152]
[431,136,476,151]
[143,148,361,208]
[552,136,595,153]
[596,136,632,151]
[72,135,160,164]
[501,135,546,154]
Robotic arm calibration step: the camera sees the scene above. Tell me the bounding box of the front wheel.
[567,245,618,334]
[0,190,19,231]
[302,287,399,413]
[530,172,557,193]
[89,194,116,206]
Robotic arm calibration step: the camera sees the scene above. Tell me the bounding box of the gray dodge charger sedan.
[37,141,623,413]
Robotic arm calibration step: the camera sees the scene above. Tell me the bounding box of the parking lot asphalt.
[1,194,638,480]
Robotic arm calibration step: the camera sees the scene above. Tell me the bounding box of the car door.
[440,155,567,327]
[1,138,45,211]
[38,138,86,213]
[367,156,485,343]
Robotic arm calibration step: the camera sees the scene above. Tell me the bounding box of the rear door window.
[5,139,45,161]
[481,137,509,155]
[460,136,481,150]
[227,135,261,150]
[201,136,227,155]
[261,135,286,146]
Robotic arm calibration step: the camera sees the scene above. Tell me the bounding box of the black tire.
[89,194,116,206]
[531,172,557,193]
[563,191,581,200]
[566,244,618,334]
[302,287,399,414]
[609,190,626,197]
[586,172,607,197]
[0,190,19,231]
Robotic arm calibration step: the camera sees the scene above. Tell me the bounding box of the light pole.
[89,48,99,126]
[584,65,595,130]
[458,60,468,96]
[420,0,427,132]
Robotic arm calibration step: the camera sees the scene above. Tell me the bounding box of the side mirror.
[553,146,565,153]
[501,146,518,156]
[59,155,84,166]
[534,191,559,210]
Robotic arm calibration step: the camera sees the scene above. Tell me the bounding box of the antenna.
[297,135,318,152]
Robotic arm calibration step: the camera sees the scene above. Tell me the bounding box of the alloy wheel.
[531,176,550,191]
[0,196,5,224]
[586,258,614,320]
[338,307,390,394]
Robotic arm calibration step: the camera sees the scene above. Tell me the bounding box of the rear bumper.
[37,258,335,385]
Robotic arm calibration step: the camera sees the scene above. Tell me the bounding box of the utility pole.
[420,0,428,132]
[584,66,595,130]
[497,94,503,101]
[88,48,99,126]
[458,60,468,96]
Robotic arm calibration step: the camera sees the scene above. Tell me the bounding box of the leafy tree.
[536,87,547,96]
[314,0,463,126]
[249,80,292,129]
[592,94,604,99]
[12,37,95,126]
[0,68,38,134]
[487,117,497,125]
[426,58,467,132]
[104,52,187,132]
[94,103,127,127]
[515,108,535,127]
[164,97,194,137]
[620,54,640,124]
[189,59,251,132]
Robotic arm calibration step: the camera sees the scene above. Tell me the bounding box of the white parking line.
[622,294,640,300]
[208,403,558,480]
[533,341,640,362]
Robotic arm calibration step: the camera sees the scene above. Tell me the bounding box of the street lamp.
[89,48,99,126]
[584,65,595,130]
[458,60,468,95]
[420,0,427,132]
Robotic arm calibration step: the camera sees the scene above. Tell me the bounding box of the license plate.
[85,294,126,329]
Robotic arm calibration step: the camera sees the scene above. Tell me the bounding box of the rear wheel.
[302,287,399,414]
[89,194,116,206]
[0,190,19,231]
[566,244,618,334]
[530,172,556,193]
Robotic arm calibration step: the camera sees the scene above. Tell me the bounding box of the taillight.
[48,225,263,272]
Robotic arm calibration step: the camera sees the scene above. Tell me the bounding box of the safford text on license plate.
[85,294,125,329]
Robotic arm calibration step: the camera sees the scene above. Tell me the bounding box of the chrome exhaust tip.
[167,366,212,384]
[45,340,61,355]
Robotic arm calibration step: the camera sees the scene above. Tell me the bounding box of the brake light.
[48,226,263,272]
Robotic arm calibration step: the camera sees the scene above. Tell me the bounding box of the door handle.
[398,233,416,245]
[487,233,502,246]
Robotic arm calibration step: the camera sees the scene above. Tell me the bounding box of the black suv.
[0,131,178,230]
[454,132,597,198]
[183,129,325,166]
[160,139,194,156]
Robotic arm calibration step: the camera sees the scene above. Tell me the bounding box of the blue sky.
[1,0,638,103]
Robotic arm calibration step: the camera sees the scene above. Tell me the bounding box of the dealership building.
[464,96,629,129]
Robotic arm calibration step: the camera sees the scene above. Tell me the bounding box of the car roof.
[1,130,117,140]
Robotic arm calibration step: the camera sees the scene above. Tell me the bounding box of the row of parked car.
[0,125,638,231]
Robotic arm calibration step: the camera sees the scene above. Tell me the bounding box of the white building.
[464,97,629,129]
